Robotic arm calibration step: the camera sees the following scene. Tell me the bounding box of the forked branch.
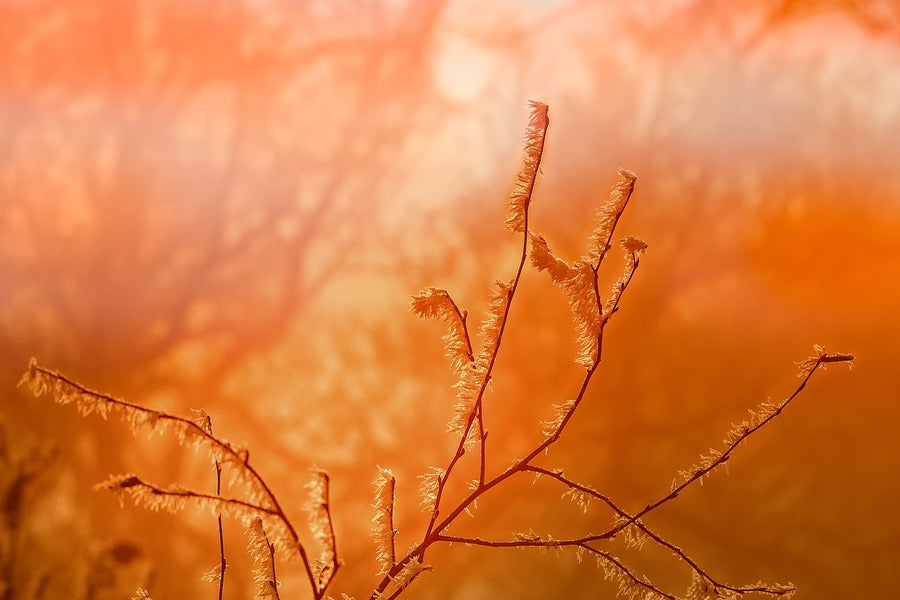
[18,101,853,600]
[370,102,852,600]
[18,361,325,599]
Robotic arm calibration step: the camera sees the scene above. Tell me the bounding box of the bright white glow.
[431,33,496,103]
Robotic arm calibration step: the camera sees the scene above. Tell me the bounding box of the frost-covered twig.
[19,361,325,598]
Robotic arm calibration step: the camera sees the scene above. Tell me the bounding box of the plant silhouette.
[18,102,853,600]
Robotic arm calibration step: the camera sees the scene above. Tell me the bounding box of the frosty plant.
[19,101,853,600]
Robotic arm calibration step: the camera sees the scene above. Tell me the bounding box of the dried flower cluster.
[529,167,642,368]
[17,103,853,600]
[506,100,550,234]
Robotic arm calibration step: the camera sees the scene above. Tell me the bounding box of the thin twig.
[374,107,550,598]
[262,528,282,600]
[97,474,279,516]
[371,178,642,600]
[477,402,487,487]
[413,118,544,565]
[383,566,432,600]
[207,415,227,600]
[316,471,341,593]
[436,534,674,599]
[621,352,854,532]
[448,302,474,363]
[522,466,794,597]
[387,475,396,568]
[579,543,675,600]
[216,460,226,600]
[23,363,320,599]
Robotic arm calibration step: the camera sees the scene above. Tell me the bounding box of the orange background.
[1,1,898,599]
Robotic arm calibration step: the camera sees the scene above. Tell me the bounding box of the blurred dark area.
[1,1,898,598]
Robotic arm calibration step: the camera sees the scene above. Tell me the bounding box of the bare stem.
[373,107,548,600]
[211,416,227,600]
[623,352,855,532]
[315,471,341,594]
[522,466,793,596]
[436,534,674,599]
[370,229,642,600]
[96,474,278,516]
[387,476,396,568]
[23,363,320,599]
[263,528,282,600]
[414,123,542,565]
[449,302,475,363]
[216,463,226,600]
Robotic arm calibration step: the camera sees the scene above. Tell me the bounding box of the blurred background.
[1,0,898,598]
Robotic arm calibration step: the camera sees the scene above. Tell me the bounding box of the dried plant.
[18,102,853,599]
[0,427,57,600]
[18,362,337,600]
